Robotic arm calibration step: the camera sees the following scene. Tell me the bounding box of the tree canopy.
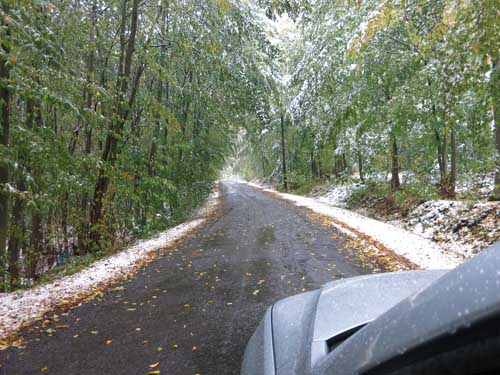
[239,0,499,200]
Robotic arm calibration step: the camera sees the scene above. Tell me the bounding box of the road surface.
[1,182,384,375]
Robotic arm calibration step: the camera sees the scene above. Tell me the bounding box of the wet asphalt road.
[1,182,377,375]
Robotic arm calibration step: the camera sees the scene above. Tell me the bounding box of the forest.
[238,0,499,201]
[0,0,498,291]
[0,0,275,291]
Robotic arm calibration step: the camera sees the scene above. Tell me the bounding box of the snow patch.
[314,183,361,208]
[395,200,500,258]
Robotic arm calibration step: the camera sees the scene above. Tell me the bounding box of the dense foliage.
[0,0,271,290]
[1,0,498,291]
[239,0,499,200]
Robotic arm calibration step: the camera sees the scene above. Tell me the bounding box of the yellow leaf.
[41,367,48,372]
[148,371,160,375]
[219,0,232,13]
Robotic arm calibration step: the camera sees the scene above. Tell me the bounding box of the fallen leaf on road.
[252,290,260,295]
[148,371,160,375]
[41,367,48,372]
[105,339,113,345]
[183,303,191,309]
[149,362,159,368]
[0,338,25,350]
[172,344,178,349]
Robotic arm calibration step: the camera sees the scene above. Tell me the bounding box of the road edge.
[0,187,221,347]
[239,181,462,270]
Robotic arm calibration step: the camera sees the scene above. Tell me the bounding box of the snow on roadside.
[455,173,495,199]
[393,200,500,259]
[245,182,462,270]
[315,183,361,208]
[0,189,220,342]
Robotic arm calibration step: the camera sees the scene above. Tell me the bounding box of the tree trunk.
[52,106,57,134]
[390,135,401,190]
[436,127,450,197]
[7,179,25,289]
[280,112,288,191]
[494,116,500,200]
[334,157,339,179]
[434,127,444,182]
[178,71,193,162]
[310,149,317,179]
[77,11,96,253]
[62,193,70,254]
[358,151,365,183]
[148,79,163,177]
[28,209,42,280]
[342,152,347,180]
[490,59,500,200]
[448,126,457,198]
[27,103,44,281]
[0,5,11,290]
[432,99,454,198]
[89,0,141,251]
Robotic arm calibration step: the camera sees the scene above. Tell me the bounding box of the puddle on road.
[256,225,275,247]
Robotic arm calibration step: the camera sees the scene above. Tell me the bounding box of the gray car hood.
[312,271,447,366]
[262,270,446,375]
